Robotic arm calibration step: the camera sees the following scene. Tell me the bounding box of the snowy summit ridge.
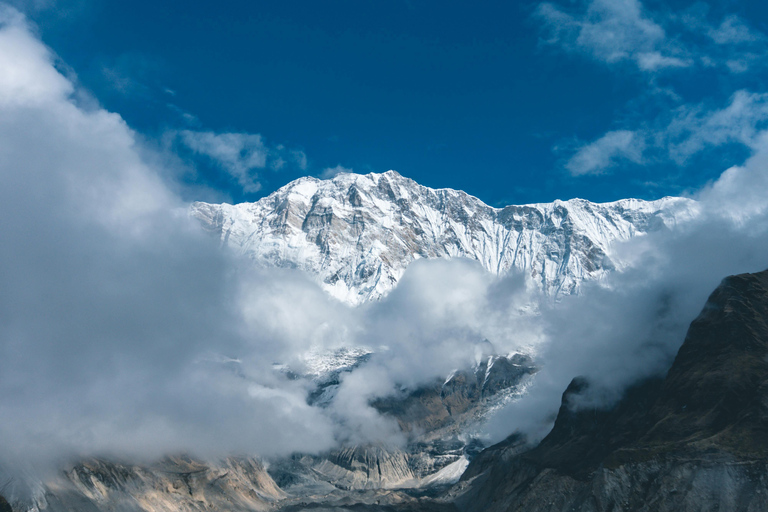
[190,171,696,305]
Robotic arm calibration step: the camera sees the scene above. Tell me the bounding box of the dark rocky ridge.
[0,495,11,512]
[450,268,768,512]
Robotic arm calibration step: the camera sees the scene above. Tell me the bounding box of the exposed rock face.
[451,269,768,512]
[373,354,537,438]
[268,447,417,495]
[190,171,696,305]
[265,353,536,497]
[36,456,284,512]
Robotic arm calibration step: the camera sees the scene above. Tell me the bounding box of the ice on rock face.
[190,170,698,306]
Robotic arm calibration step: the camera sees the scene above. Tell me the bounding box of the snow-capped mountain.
[190,171,697,305]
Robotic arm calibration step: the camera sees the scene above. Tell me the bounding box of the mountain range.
[190,171,697,305]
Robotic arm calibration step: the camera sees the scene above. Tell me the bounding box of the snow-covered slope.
[190,171,696,305]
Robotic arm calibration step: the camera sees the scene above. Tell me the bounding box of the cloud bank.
[485,139,768,442]
[0,7,340,468]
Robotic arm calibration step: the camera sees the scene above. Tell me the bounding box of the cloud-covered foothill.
[486,137,768,442]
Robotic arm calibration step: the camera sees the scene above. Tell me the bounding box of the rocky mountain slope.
[3,457,284,512]
[264,352,537,496]
[450,268,768,512]
[0,351,532,512]
[190,171,696,305]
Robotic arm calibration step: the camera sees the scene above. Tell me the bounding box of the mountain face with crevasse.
[190,171,696,305]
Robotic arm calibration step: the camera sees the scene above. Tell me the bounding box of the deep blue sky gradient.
[15,0,768,205]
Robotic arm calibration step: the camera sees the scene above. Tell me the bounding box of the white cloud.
[708,14,765,45]
[565,130,644,176]
[666,90,768,164]
[565,91,768,176]
[536,0,767,74]
[0,6,72,105]
[0,7,342,467]
[320,164,353,179]
[636,51,691,71]
[177,130,307,193]
[699,131,768,222]
[535,0,686,71]
[487,134,768,443]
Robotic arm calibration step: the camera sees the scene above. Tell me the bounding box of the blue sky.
[12,0,768,206]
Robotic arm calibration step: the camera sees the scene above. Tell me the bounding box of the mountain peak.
[191,173,697,305]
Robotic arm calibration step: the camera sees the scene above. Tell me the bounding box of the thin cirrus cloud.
[535,0,766,74]
[176,129,308,193]
[564,90,768,176]
[535,0,690,72]
[565,130,645,176]
[320,164,353,179]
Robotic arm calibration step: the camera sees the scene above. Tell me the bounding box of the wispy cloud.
[666,91,768,164]
[535,0,767,74]
[176,130,307,193]
[565,130,645,176]
[320,164,353,179]
[535,0,689,71]
[707,14,765,46]
[565,91,768,176]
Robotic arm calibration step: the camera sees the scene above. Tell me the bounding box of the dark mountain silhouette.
[451,269,768,512]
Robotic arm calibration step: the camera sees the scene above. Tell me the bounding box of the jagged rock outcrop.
[190,171,696,305]
[450,269,768,512]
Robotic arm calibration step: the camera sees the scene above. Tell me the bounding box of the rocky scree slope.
[450,268,768,512]
[190,171,696,305]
